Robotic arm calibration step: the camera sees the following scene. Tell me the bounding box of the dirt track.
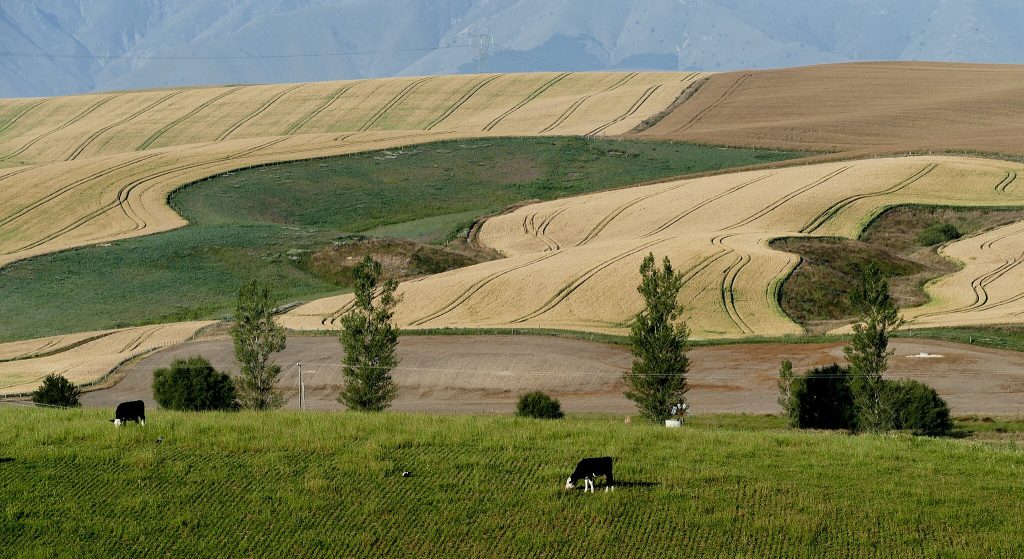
[81,335,1024,415]
[638,62,1024,157]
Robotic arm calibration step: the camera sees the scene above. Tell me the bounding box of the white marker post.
[298,362,304,410]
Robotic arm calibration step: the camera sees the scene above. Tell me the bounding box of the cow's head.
[565,477,574,490]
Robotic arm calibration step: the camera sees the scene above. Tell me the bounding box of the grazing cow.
[566,457,614,492]
[110,400,145,426]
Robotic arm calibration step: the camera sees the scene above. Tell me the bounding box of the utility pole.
[471,33,493,73]
[297,362,304,410]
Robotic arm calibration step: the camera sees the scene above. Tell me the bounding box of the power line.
[0,44,474,62]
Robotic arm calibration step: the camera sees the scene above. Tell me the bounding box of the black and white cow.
[566,457,614,492]
[110,400,145,426]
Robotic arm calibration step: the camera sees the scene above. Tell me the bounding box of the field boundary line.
[669,72,751,133]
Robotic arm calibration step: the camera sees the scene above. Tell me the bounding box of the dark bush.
[31,374,81,407]
[882,379,953,436]
[516,391,564,419]
[917,223,961,246]
[787,364,856,430]
[153,356,238,411]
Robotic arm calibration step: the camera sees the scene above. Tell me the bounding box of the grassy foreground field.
[2,409,1023,557]
[0,138,800,341]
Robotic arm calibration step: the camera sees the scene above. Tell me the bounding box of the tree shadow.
[612,480,658,489]
[0,458,14,464]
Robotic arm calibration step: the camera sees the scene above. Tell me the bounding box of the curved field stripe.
[137,87,242,150]
[0,332,115,363]
[425,75,503,131]
[509,237,672,324]
[283,83,357,135]
[800,163,939,234]
[720,251,754,334]
[995,170,1018,194]
[670,73,751,133]
[216,84,305,141]
[482,73,572,132]
[0,95,120,163]
[577,180,692,246]
[65,91,184,161]
[725,166,852,231]
[538,72,638,134]
[322,300,357,326]
[121,327,159,353]
[523,207,567,251]
[0,166,35,185]
[586,83,662,136]
[5,138,289,255]
[0,99,49,139]
[916,252,1024,320]
[408,252,563,326]
[641,174,774,239]
[0,153,161,230]
[358,77,433,132]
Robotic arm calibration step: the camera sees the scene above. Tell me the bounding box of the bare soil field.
[637,62,1024,157]
[79,335,1024,416]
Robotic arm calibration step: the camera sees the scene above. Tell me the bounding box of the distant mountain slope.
[4,0,1024,97]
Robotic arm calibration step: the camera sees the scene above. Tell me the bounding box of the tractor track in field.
[65,91,184,161]
[120,326,160,353]
[522,206,567,251]
[576,180,692,246]
[0,332,114,363]
[640,174,774,239]
[0,166,35,184]
[509,237,673,324]
[424,75,503,131]
[358,77,434,132]
[720,249,755,335]
[538,72,638,134]
[0,99,49,139]
[482,73,572,132]
[724,166,852,231]
[0,94,121,163]
[800,163,939,234]
[585,83,663,136]
[0,152,162,231]
[137,87,242,150]
[994,170,1018,194]
[215,84,305,141]
[407,252,564,326]
[667,72,751,133]
[5,138,289,255]
[283,83,357,135]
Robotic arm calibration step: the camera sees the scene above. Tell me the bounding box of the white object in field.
[665,419,682,428]
[907,352,944,358]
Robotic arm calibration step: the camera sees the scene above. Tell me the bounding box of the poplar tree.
[624,253,690,423]
[844,262,904,432]
[231,280,286,410]
[339,256,401,411]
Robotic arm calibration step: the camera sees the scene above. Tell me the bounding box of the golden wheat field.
[0,321,213,396]
[282,155,1024,338]
[0,72,699,267]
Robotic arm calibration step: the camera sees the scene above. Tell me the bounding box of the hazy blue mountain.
[2,0,1023,97]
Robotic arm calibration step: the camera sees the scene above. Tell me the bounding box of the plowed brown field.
[637,62,1024,157]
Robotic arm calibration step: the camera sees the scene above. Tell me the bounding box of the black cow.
[566,457,613,492]
[110,400,145,426]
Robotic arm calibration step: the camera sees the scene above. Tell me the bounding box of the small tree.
[153,356,238,411]
[517,391,564,419]
[777,360,798,427]
[31,374,81,407]
[625,253,689,423]
[231,280,286,410]
[844,262,904,432]
[778,363,856,430]
[882,379,953,436]
[338,256,401,411]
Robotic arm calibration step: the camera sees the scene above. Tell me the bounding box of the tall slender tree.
[844,262,904,432]
[624,253,690,423]
[231,280,286,410]
[339,256,401,411]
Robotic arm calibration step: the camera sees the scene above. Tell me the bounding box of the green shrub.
[917,223,961,246]
[30,374,81,407]
[516,391,564,419]
[152,356,238,411]
[882,379,953,436]
[784,364,856,430]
